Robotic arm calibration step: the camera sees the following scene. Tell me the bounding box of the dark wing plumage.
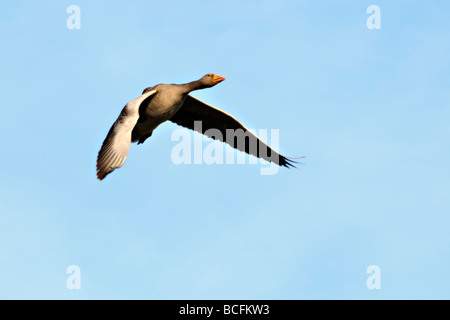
[96,89,157,180]
[169,95,296,168]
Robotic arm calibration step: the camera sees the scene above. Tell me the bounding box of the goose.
[96,74,296,180]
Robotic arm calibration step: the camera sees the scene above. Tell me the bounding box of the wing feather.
[96,90,157,180]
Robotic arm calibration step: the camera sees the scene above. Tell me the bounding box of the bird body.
[143,84,187,118]
[131,84,188,143]
[96,74,295,180]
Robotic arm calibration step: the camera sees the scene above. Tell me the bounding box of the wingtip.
[96,165,115,181]
[96,157,106,181]
[279,156,304,169]
[96,169,106,181]
[96,159,109,181]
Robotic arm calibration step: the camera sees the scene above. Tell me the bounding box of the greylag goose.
[96,74,295,180]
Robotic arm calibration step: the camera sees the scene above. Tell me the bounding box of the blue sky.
[0,0,449,299]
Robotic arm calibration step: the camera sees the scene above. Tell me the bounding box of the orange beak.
[213,74,226,84]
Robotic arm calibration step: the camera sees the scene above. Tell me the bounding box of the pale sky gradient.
[0,1,449,299]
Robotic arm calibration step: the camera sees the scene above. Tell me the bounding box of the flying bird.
[96,74,295,180]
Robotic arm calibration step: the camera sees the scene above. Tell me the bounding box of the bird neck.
[179,80,208,94]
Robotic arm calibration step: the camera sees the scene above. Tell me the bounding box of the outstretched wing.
[96,90,157,180]
[169,95,296,167]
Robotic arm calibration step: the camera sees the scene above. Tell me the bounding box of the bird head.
[200,73,226,87]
